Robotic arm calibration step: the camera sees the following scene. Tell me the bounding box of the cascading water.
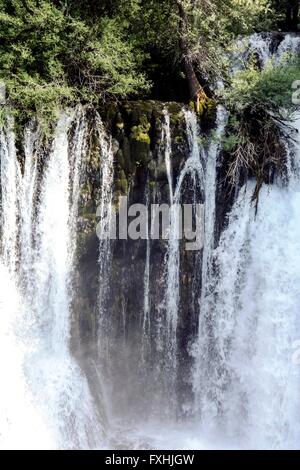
[248,33,272,68]
[96,115,115,364]
[0,118,52,449]
[163,109,206,411]
[0,117,21,270]
[162,108,173,203]
[192,33,300,449]
[142,184,151,360]
[20,120,40,284]
[200,105,228,306]
[276,34,300,63]
[195,118,300,449]
[0,108,105,449]
[1,30,300,451]
[192,105,228,424]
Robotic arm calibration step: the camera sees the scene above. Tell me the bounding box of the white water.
[200,105,228,306]
[191,34,300,449]
[248,33,272,68]
[142,184,151,359]
[96,114,115,364]
[162,107,228,414]
[0,118,21,270]
[0,109,104,449]
[0,119,53,449]
[20,121,40,283]
[193,106,228,419]
[1,32,300,450]
[161,108,173,204]
[196,124,300,448]
[163,110,204,401]
[275,34,300,64]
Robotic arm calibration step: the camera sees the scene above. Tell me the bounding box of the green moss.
[131,140,150,163]
[149,181,156,189]
[116,149,125,169]
[115,111,124,130]
[131,124,151,144]
[116,169,126,180]
[81,212,97,222]
[170,111,184,126]
[189,100,195,111]
[174,135,184,144]
[116,178,128,194]
[81,182,93,198]
[113,190,123,207]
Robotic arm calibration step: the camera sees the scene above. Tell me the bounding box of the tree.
[175,0,206,109]
[0,0,149,125]
[272,0,299,30]
[131,0,274,109]
[286,0,299,31]
[0,0,288,123]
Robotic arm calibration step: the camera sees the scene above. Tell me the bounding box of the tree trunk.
[176,0,206,110]
[286,0,299,31]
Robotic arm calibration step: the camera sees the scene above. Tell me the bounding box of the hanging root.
[226,113,287,209]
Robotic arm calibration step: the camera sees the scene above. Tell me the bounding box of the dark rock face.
[73,102,187,333]
[71,100,229,417]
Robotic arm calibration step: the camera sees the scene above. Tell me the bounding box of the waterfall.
[192,106,227,419]
[0,117,21,270]
[32,112,74,351]
[161,108,173,204]
[191,35,300,449]
[154,108,173,360]
[0,108,105,449]
[275,34,300,64]
[142,184,151,360]
[20,120,40,284]
[248,33,271,68]
[96,115,115,363]
[1,30,300,450]
[197,114,300,448]
[163,109,204,406]
[200,105,228,303]
[0,119,53,449]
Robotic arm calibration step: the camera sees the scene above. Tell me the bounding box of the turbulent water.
[190,34,300,449]
[191,115,300,449]
[0,108,104,449]
[1,34,300,450]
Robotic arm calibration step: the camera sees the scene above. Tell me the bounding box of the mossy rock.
[167,102,184,114]
[115,149,125,169]
[131,126,151,144]
[122,137,135,174]
[148,160,156,178]
[130,140,150,164]
[115,178,128,194]
[116,169,126,180]
[149,180,157,190]
[130,114,151,145]
[115,112,124,130]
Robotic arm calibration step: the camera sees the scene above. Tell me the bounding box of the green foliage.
[0,0,297,128]
[133,0,278,86]
[226,0,275,34]
[220,55,300,201]
[222,133,239,152]
[222,59,300,116]
[188,0,277,80]
[0,0,149,125]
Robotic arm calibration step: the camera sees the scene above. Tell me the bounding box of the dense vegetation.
[0,0,300,192]
[0,0,298,121]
